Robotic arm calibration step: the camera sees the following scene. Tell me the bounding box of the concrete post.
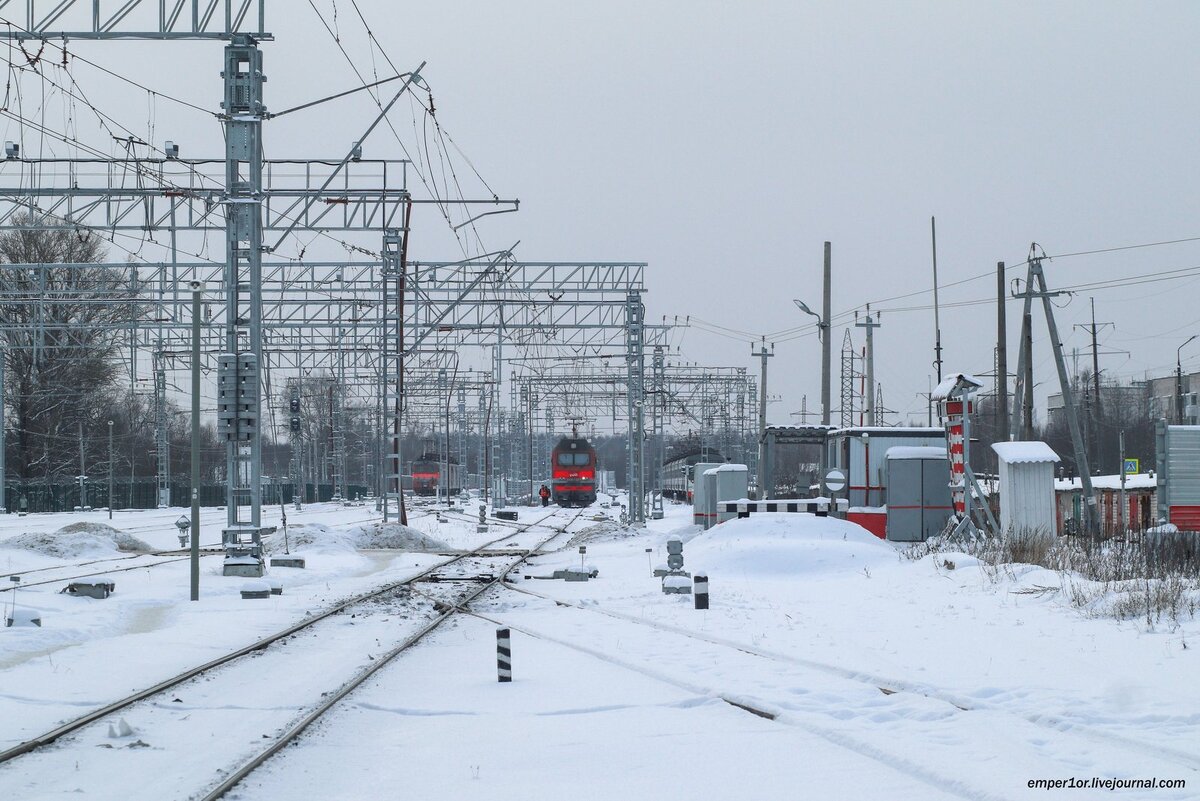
[496,627,512,683]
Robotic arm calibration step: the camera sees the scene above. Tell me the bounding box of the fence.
[2,481,370,514]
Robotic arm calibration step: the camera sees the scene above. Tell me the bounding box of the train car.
[410,453,464,496]
[661,448,726,501]
[551,433,598,507]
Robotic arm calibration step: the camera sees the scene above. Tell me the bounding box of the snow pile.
[688,513,896,577]
[0,521,153,558]
[345,522,449,551]
[270,522,355,554]
[270,522,449,553]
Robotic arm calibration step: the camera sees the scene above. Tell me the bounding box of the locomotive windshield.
[556,452,591,466]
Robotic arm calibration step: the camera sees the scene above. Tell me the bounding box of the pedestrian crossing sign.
[1123,458,1139,475]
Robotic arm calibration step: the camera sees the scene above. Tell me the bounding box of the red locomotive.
[410,452,464,496]
[551,431,597,507]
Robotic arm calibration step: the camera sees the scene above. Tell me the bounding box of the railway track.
[468,581,1197,801]
[0,505,587,801]
[496,582,1200,771]
[0,508,422,592]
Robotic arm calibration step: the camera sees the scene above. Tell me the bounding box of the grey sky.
[8,1,1200,433]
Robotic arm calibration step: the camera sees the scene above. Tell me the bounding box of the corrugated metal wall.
[1166,426,1200,505]
[999,461,1056,535]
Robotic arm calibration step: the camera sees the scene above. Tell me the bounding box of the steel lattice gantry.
[509,362,756,518]
[0,4,657,530]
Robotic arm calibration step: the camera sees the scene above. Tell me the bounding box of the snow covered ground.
[1,498,1195,800]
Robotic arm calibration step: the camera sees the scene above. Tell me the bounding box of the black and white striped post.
[496,627,512,682]
[694,573,709,610]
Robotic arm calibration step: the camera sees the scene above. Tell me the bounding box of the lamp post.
[1177,335,1197,425]
[793,298,830,425]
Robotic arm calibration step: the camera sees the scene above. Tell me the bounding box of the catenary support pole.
[191,282,202,601]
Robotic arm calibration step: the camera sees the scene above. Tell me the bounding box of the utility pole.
[1074,298,1113,466]
[1023,312,1034,439]
[996,261,1009,441]
[855,306,881,426]
[752,337,774,498]
[1013,250,1097,534]
[822,241,832,425]
[1118,429,1126,538]
[931,217,943,384]
[107,421,114,520]
[1177,335,1197,425]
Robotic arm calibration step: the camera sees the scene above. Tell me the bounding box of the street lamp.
[793,298,830,425]
[1177,335,1197,425]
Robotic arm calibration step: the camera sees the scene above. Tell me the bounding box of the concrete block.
[563,568,590,582]
[653,563,670,577]
[240,581,271,599]
[224,555,265,578]
[264,577,284,595]
[662,574,692,594]
[269,557,306,569]
[6,608,42,627]
[63,580,115,599]
[496,510,518,521]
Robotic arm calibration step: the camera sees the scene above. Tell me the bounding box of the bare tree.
[0,216,140,481]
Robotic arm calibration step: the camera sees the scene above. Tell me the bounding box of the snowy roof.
[703,464,748,476]
[931,372,984,401]
[829,426,942,436]
[992,441,1060,464]
[1055,473,1158,491]
[885,446,947,461]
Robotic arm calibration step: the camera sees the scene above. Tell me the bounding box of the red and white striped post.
[943,400,967,519]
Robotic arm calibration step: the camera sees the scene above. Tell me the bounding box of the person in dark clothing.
[539,484,551,506]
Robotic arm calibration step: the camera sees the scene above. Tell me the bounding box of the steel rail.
[197,507,586,801]
[0,508,568,765]
[0,512,396,589]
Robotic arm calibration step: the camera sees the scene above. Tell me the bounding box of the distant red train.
[410,453,464,496]
[551,434,597,507]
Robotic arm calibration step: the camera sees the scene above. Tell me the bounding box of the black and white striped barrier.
[694,573,709,610]
[496,627,512,683]
[722,498,850,518]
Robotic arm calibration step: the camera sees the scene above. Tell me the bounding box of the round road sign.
[823,468,847,494]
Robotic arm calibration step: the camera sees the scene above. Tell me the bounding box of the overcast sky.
[6,1,1200,436]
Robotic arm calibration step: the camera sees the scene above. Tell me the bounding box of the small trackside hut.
[824,426,947,538]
